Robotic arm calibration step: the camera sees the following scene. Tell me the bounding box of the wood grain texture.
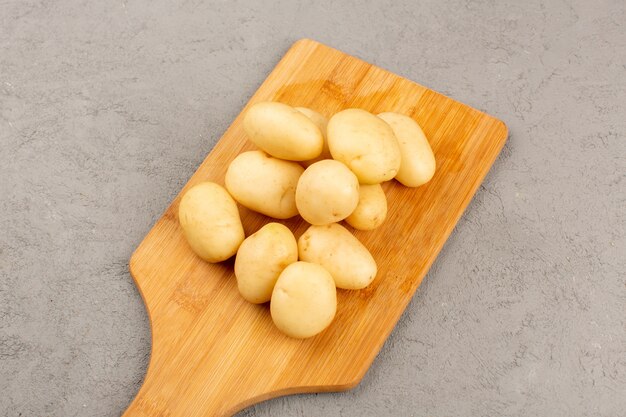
[124,39,508,417]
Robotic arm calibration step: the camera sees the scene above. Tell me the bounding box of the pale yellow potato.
[178,182,244,263]
[327,108,401,184]
[270,261,337,338]
[295,107,331,167]
[243,101,324,161]
[225,150,304,219]
[295,160,359,225]
[234,223,297,304]
[378,112,436,187]
[345,184,387,230]
[298,224,377,290]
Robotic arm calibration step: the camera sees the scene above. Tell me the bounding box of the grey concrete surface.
[1,0,625,416]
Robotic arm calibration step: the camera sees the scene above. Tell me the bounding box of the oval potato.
[178,182,245,263]
[225,150,304,219]
[327,109,401,184]
[298,223,377,290]
[243,101,323,161]
[378,112,436,187]
[345,184,387,230]
[270,261,337,338]
[295,160,359,225]
[295,107,331,167]
[235,223,298,304]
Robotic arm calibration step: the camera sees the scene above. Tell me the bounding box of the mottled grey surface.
[1,0,625,416]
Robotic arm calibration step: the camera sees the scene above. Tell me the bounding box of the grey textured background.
[1,0,625,416]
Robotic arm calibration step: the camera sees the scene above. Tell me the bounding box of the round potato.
[295,160,359,225]
[295,107,331,167]
[270,261,337,338]
[235,223,297,304]
[243,101,323,161]
[298,224,377,290]
[225,150,304,219]
[178,182,245,263]
[345,184,387,230]
[378,112,436,187]
[327,109,401,184]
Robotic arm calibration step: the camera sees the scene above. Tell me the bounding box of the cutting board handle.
[122,247,359,417]
[122,363,348,417]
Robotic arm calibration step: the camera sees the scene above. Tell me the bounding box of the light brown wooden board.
[124,39,508,417]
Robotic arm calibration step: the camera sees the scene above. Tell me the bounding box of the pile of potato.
[178,101,435,338]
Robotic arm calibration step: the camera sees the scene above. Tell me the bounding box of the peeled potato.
[298,224,377,290]
[378,112,436,187]
[295,107,331,167]
[270,262,337,338]
[295,160,359,225]
[327,108,401,184]
[234,223,297,304]
[345,184,387,230]
[243,101,323,161]
[178,182,244,263]
[225,150,304,219]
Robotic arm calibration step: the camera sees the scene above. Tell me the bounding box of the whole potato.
[295,107,331,167]
[378,112,436,187]
[178,182,245,263]
[345,184,387,230]
[298,224,377,290]
[243,101,324,161]
[235,223,297,304]
[295,160,359,225]
[225,150,304,219]
[270,261,337,338]
[327,108,401,184]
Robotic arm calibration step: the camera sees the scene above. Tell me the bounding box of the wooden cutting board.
[124,39,508,417]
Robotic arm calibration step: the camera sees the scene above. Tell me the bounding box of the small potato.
[295,160,359,225]
[295,107,331,167]
[327,109,401,184]
[270,261,337,338]
[225,150,304,219]
[178,182,245,263]
[378,112,436,187]
[345,184,387,230]
[298,224,377,290]
[235,223,297,304]
[243,101,324,161]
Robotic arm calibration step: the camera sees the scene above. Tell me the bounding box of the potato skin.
[345,184,387,230]
[270,262,337,338]
[178,182,245,263]
[327,109,401,184]
[298,224,377,290]
[243,101,324,161]
[295,107,331,167]
[378,112,436,187]
[295,160,359,225]
[225,150,304,219]
[235,223,297,304]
